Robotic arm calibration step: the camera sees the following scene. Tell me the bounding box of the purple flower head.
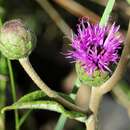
[67,18,123,75]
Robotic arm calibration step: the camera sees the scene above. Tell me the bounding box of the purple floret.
[66,18,123,75]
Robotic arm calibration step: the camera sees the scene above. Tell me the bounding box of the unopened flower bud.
[0,19,36,59]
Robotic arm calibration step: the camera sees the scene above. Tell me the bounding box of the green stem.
[7,60,19,130]
[0,54,8,130]
[18,110,32,128]
[55,115,67,130]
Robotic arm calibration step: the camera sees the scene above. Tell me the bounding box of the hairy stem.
[19,57,87,113]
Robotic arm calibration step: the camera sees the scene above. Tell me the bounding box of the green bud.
[0,19,36,59]
[75,63,110,87]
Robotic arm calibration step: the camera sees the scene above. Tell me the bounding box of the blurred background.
[0,0,130,130]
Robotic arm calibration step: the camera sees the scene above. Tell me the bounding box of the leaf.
[1,90,87,123]
[16,90,74,104]
[100,0,115,26]
[16,90,47,103]
[2,101,87,123]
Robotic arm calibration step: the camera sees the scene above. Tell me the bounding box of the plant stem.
[18,110,32,128]
[19,57,87,113]
[100,20,130,94]
[19,57,56,98]
[87,87,102,130]
[7,60,19,130]
[0,54,8,130]
[86,20,130,130]
[55,115,67,130]
[89,88,102,114]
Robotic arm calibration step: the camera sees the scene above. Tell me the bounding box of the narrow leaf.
[2,101,87,123]
[100,0,115,26]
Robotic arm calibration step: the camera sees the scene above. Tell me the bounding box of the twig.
[36,0,72,36]
[53,0,100,24]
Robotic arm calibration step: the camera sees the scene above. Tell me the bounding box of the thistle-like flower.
[67,18,123,86]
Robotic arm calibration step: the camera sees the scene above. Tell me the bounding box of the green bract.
[0,19,36,59]
[76,63,110,87]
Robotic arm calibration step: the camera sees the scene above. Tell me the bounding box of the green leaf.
[16,90,47,103]
[16,90,74,104]
[100,0,115,26]
[1,90,87,123]
[2,101,87,123]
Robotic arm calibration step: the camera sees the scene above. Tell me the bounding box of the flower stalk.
[100,21,130,94]
[19,57,87,113]
[7,60,19,130]
[86,87,102,130]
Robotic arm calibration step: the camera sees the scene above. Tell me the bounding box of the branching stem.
[19,57,87,113]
